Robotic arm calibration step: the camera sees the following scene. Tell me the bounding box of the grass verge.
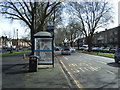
[78,50,114,58]
[0,50,31,57]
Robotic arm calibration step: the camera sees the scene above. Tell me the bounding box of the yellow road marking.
[89,67,96,71]
[79,68,85,72]
[75,64,77,66]
[94,67,101,71]
[84,67,89,71]
[69,64,72,66]
[59,60,84,88]
[70,68,73,71]
[76,70,80,72]
[85,64,89,66]
[63,56,68,60]
[68,72,83,88]
[71,64,74,66]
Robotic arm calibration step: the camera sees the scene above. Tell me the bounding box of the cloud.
[0,17,29,38]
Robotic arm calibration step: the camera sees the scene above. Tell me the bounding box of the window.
[114,31,118,35]
[110,38,112,42]
[114,38,118,42]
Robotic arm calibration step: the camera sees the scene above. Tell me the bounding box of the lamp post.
[17,29,18,51]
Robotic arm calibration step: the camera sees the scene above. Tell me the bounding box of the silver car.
[70,47,76,53]
[114,48,120,63]
[61,46,71,55]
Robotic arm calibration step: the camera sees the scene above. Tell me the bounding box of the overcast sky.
[0,0,119,39]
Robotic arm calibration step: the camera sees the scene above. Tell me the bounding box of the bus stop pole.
[52,36,54,68]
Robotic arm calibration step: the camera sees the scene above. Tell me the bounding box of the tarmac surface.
[2,52,70,88]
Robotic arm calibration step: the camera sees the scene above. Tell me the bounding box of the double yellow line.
[56,56,84,89]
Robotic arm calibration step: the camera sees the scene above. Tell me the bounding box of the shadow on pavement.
[3,63,31,75]
[5,69,29,75]
[3,63,28,71]
[107,62,120,68]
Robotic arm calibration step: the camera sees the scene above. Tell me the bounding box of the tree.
[0,1,61,54]
[54,28,66,46]
[67,1,113,51]
[66,19,83,47]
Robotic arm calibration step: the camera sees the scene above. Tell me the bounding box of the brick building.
[0,36,31,48]
[76,26,120,48]
[12,39,31,47]
[93,26,120,48]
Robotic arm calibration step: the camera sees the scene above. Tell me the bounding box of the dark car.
[114,48,120,63]
[110,48,117,53]
[54,46,61,51]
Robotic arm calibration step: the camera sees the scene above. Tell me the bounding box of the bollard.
[23,54,26,59]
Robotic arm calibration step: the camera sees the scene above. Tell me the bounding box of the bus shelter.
[34,31,54,67]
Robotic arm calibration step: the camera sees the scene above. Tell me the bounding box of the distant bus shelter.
[34,31,54,67]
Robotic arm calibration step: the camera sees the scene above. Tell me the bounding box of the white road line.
[106,70,115,74]
[96,61,107,64]
[63,56,68,60]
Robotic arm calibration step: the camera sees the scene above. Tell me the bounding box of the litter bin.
[29,55,38,72]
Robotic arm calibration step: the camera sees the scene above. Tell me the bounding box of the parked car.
[79,46,84,50]
[74,47,79,50]
[70,47,76,53]
[80,45,88,51]
[102,47,111,53]
[28,47,31,50]
[6,47,12,51]
[92,47,99,52]
[61,46,71,55]
[54,46,61,51]
[19,47,23,50]
[98,47,105,52]
[110,48,117,53]
[114,48,120,63]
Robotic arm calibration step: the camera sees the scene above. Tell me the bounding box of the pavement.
[2,52,70,88]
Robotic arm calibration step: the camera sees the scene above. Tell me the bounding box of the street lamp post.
[17,29,18,51]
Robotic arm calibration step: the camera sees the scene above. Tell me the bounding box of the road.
[56,51,120,88]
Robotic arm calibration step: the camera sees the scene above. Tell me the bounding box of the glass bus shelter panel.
[34,38,53,64]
